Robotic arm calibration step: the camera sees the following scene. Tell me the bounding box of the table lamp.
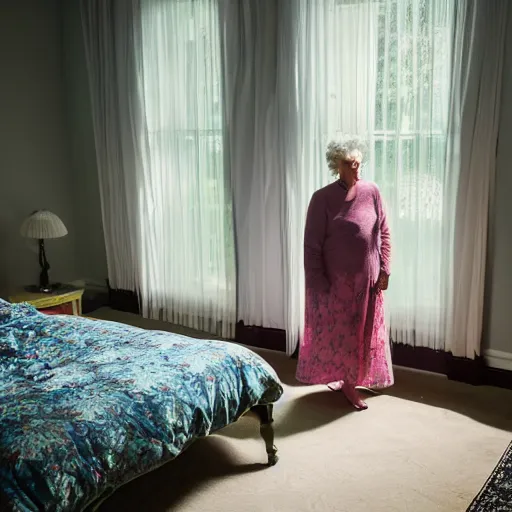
[20,210,68,293]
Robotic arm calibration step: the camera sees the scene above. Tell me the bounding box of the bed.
[0,300,283,511]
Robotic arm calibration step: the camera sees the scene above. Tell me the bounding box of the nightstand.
[9,285,84,316]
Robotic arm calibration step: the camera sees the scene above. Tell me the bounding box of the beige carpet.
[90,308,512,512]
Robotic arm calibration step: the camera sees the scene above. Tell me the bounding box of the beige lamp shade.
[20,210,68,240]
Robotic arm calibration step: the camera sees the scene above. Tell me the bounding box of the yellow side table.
[9,286,84,316]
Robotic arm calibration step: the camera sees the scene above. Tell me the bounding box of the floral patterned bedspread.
[0,300,283,511]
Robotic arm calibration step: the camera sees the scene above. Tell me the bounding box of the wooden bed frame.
[251,404,278,466]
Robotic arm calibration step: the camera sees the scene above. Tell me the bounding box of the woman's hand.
[376,271,389,291]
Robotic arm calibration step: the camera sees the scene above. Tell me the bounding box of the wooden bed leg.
[252,404,278,466]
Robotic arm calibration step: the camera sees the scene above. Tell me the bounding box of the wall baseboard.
[235,322,286,352]
[107,287,288,351]
[106,286,512,390]
[108,282,140,314]
[484,349,512,372]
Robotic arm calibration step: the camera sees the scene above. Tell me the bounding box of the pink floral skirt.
[296,273,394,389]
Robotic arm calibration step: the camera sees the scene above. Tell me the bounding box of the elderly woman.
[296,137,393,410]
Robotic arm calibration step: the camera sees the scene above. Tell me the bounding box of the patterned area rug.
[467,442,512,511]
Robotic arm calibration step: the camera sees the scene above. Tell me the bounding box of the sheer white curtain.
[138,0,236,337]
[220,0,287,330]
[451,0,508,358]
[282,0,465,354]
[83,0,236,338]
[81,0,145,293]
[82,0,503,355]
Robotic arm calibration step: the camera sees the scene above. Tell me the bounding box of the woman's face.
[339,156,361,182]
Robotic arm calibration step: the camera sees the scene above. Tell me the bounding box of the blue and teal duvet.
[0,300,283,511]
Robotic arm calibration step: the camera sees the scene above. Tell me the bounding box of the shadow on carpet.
[218,388,372,441]
[99,436,269,511]
[467,441,512,511]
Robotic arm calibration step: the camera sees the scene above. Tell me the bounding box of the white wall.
[0,0,78,296]
[483,8,512,361]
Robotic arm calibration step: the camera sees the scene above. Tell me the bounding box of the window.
[373,0,452,223]
[293,0,458,347]
[139,0,236,335]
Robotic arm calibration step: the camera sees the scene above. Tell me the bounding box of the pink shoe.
[341,384,368,410]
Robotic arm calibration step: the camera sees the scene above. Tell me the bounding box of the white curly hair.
[326,135,369,177]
